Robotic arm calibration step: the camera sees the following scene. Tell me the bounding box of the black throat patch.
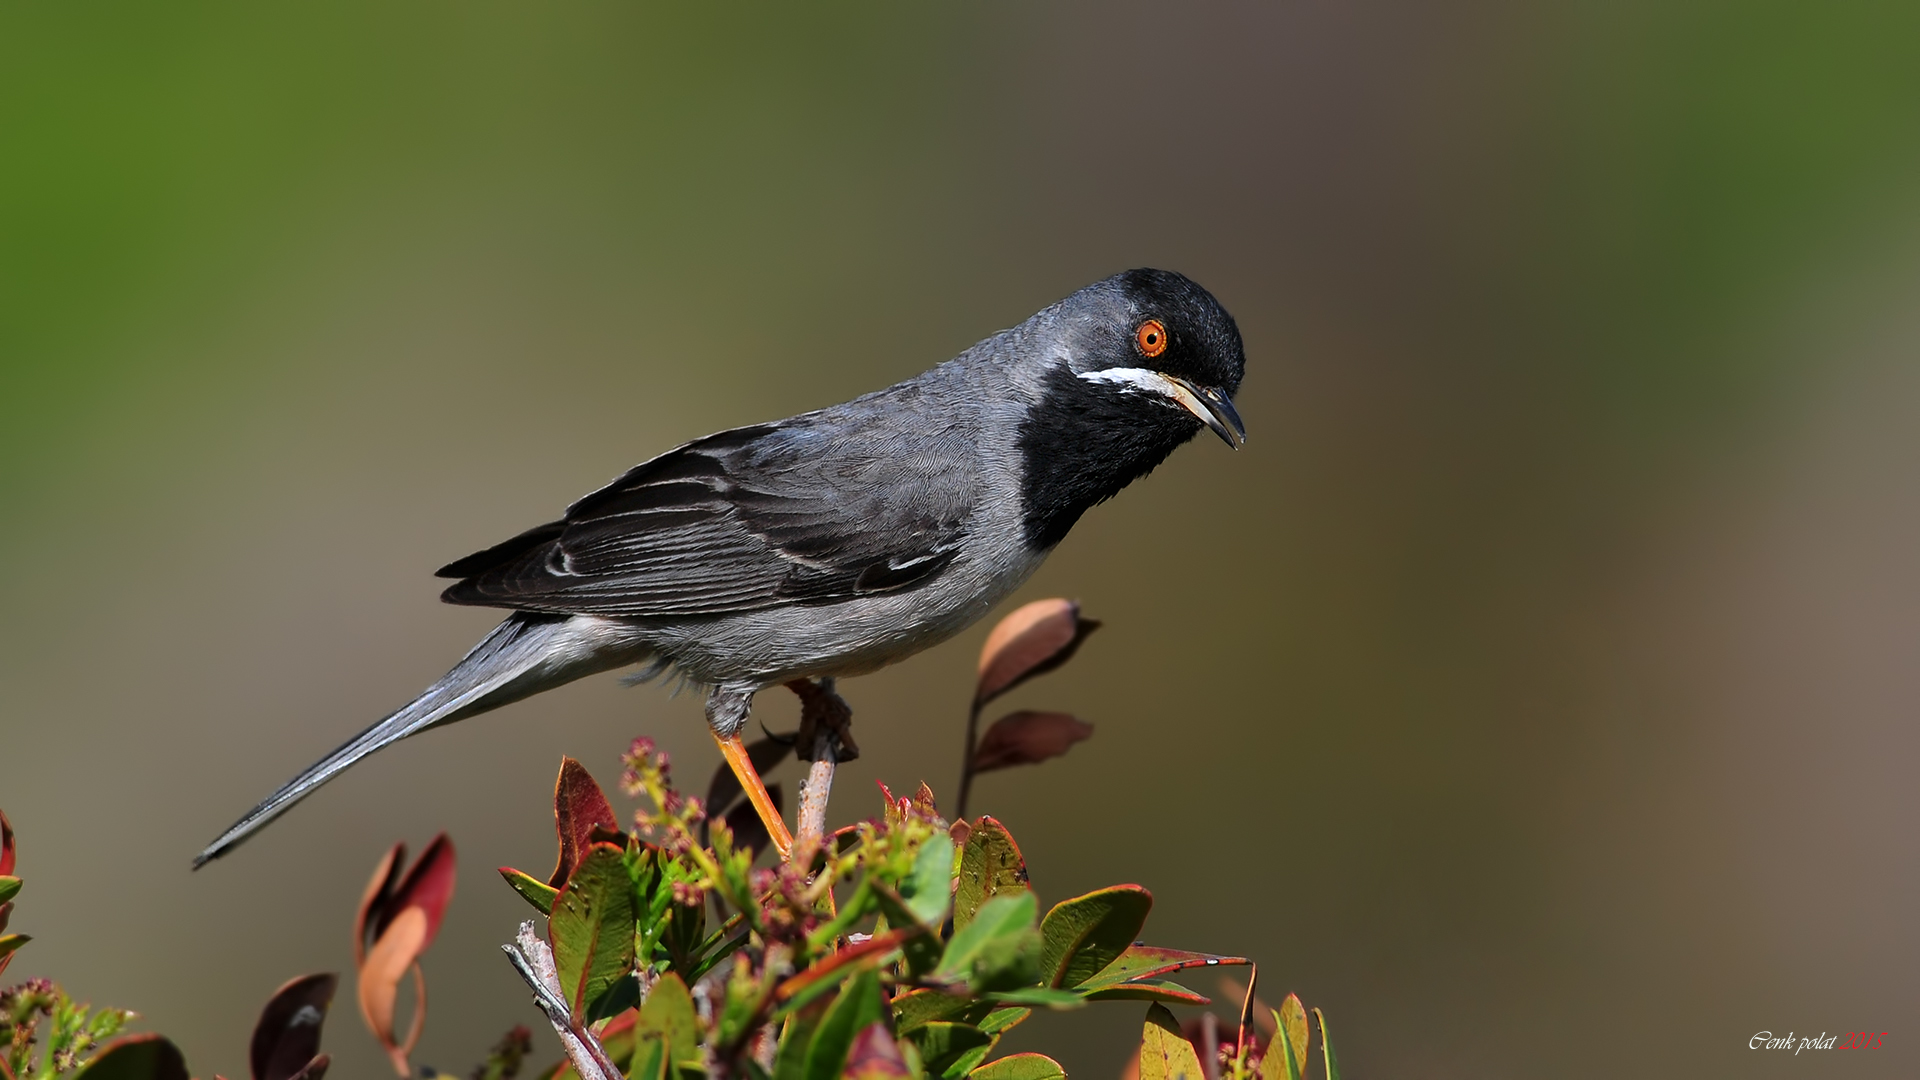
[1017,365,1203,550]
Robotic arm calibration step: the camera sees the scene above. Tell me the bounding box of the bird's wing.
[435,416,977,616]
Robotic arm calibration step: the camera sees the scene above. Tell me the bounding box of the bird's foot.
[786,677,859,763]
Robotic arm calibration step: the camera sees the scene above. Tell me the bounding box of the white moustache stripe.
[1077,367,1211,423]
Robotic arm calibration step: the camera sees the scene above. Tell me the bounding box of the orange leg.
[714,731,794,862]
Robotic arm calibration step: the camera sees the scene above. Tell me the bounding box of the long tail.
[195,612,636,867]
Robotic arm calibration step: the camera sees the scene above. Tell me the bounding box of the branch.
[501,921,622,1080]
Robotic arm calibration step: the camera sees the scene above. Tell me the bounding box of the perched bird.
[195,268,1245,866]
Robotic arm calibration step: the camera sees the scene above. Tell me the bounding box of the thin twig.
[1199,1011,1220,1080]
[1237,963,1258,1064]
[795,752,837,853]
[502,921,622,1080]
[955,697,983,822]
[790,677,851,855]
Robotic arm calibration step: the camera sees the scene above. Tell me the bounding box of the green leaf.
[899,1040,927,1080]
[976,1009,1029,1037]
[0,933,28,959]
[773,1000,825,1080]
[1074,946,1250,994]
[628,1036,668,1080]
[934,892,1037,989]
[498,868,558,916]
[0,877,19,905]
[901,835,955,927]
[802,970,884,1080]
[71,1034,189,1080]
[637,973,700,1067]
[1084,979,1209,1006]
[892,991,992,1035]
[549,843,637,1020]
[1278,995,1308,1080]
[902,1024,993,1080]
[946,1043,994,1079]
[1314,1008,1340,1080]
[586,975,641,1024]
[1259,1010,1300,1080]
[967,1054,1066,1080]
[869,885,943,979]
[1138,1004,1204,1080]
[1037,886,1152,989]
[979,988,1082,1009]
[952,818,1027,931]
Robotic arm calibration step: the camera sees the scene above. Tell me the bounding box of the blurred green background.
[3,2,1918,1077]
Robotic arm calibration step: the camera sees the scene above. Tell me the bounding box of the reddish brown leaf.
[844,1021,911,1080]
[374,834,456,953]
[250,973,338,1080]
[284,1056,329,1080]
[771,929,911,1004]
[354,843,405,968]
[975,599,1099,706]
[970,712,1094,775]
[357,908,428,1078]
[0,901,11,934]
[353,837,455,1078]
[911,783,942,820]
[948,818,973,847]
[0,810,13,876]
[720,784,783,859]
[549,759,620,888]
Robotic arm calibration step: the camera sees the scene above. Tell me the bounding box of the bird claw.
[786,677,860,763]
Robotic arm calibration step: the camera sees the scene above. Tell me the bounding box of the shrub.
[0,601,1339,1080]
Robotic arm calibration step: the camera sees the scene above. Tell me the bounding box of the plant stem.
[795,738,837,852]
[955,698,983,822]
[790,677,853,855]
[502,922,622,1080]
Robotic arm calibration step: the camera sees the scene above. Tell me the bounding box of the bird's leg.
[788,677,858,762]
[707,690,794,862]
[787,677,856,853]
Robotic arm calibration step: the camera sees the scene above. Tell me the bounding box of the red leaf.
[284,1056,329,1080]
[911,783,941,820]
[844,1022,911,1080]
[970,712,1094,775]
[375,834,456,954]
[772,929,912,1004]
[0,810,13,876]
[353,843,405,968]
[550,759,620,888]
[357,911,427,1077]
[353,837,455,1078]
[975,599,1099,706]
[250,973,338,1080]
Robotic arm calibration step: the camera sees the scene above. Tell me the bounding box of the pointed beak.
[1166,376,1246,449]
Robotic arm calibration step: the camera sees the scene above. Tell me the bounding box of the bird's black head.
[1017,268,1247,550]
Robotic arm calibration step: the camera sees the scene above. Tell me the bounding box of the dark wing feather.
[437,417,974,617]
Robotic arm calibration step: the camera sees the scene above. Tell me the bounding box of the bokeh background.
[4,2,1918,1077]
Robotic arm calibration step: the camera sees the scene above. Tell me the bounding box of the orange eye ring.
[1135,319,1167,358]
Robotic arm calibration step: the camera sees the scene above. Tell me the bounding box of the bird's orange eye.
[1136,319,1167,358]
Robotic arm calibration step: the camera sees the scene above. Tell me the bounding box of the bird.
[194,267,1245,867]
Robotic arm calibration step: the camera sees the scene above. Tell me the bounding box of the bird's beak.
[1164,376,1246,449]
